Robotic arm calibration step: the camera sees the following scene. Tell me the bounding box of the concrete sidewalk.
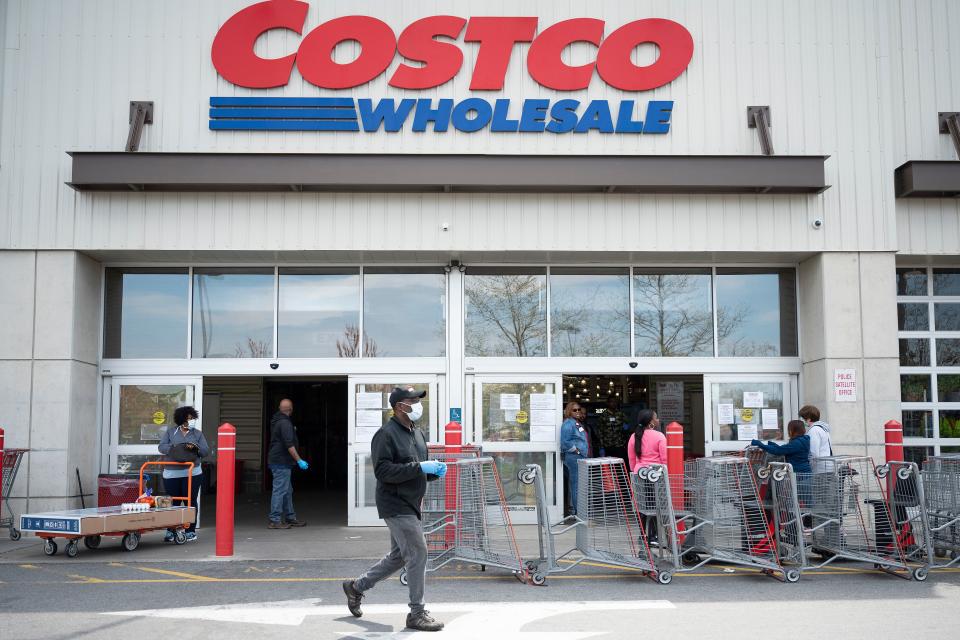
[0,491,554,564]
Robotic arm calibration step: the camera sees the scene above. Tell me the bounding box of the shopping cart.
[520,457,667,585]
[1,448,29,541]
[634,458,793,581]
[919,463,960,572]
[768,456,914,579]
[400,456,526,586]
[924,454,960,473]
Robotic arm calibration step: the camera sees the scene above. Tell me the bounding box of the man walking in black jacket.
[267,399,308,529]
[342,386,447,632]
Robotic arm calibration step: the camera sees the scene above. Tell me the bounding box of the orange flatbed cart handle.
[139,461,195,506]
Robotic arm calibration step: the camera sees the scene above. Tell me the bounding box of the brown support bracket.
[126,101,154,152]
[940,112,960,160]
[747,106,774,156]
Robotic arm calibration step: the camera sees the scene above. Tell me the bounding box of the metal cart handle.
[139,461,195,506]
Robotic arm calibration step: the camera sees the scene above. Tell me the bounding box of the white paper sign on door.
[500,394,521,411]
[355,427,379,443]
[743,392,764,408]
[356,392,383,410]
[530,409,556,426]
[761,409,779,429]
[738,424,758,441]
[718,403,735,425]
[529,393,556,411]
[356,410,384,427]
[530,424,555,442]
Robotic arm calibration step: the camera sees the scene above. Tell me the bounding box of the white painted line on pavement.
[103,598,675,630]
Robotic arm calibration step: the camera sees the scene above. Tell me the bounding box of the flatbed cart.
[1,448,29,540]
[18,462,197,558]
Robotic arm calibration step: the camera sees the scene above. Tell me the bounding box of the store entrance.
[262,378,349,497]
[562,373,705,459]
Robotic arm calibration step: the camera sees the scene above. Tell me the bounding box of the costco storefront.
[1,0,959,526]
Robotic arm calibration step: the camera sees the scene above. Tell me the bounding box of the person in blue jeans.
[158,405,209,543]
[560,402,591,519]
[267,399,309,529]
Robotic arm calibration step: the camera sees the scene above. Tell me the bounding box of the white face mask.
[187,419,198,429]
[405,402,424,422]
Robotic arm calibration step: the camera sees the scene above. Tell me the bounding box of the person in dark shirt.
[342,386,447,632]
[267,399,308,529]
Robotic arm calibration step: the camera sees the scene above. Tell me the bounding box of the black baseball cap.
[389,386,426,407]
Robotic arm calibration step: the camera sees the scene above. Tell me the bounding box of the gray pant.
[355,514,427,614]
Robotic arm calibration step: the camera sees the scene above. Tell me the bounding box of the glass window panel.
[489,451,555,507]
[192,269,274,358]
[480,382,556,442]
[362,270,445,357]
[899,338,930,366]
[903,447,933,466]
[941,446,960,455]
[464,269,546,356]
[940,411,960,439]
[897,268,928,296]
[934,304,960,331]
[900,375,931,402]
[715,269,798,357]
[550,269,630,357]
[936,339,960,366]
[901,410,933,438]
[939,375,960,403]
[103,269,188,358]
[897,303,929,331]
[118,385,192,445]
[933,268,960,296]
[710,381,785,441]
[114,455,165,493]
[633,270,713,357]
[278,270,360,358]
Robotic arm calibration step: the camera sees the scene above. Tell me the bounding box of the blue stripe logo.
[208,97,673,134]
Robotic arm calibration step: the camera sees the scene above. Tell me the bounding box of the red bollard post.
[885,419,904,463]
[665,422,686,540]
[216,423,236,557]
[442,421,462,547]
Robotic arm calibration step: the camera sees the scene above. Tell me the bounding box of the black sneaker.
[342,580,363,618]
[406,610,444,632]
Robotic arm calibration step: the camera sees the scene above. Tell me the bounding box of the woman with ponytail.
[627,409,666,473]
[627,409,666,544]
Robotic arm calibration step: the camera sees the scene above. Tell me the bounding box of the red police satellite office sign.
[209,0,694,134]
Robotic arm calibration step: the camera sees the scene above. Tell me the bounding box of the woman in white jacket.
[799,405,832,462]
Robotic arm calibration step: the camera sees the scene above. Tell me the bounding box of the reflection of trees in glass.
[233,338,272,358]
[633,274,720,356]
[551,277,629,357]
[465,275,546,356]
[336,325,378,357]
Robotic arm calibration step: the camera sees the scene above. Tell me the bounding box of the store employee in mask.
[343,386,447,632]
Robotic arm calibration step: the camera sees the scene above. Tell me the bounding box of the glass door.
[703,374,798,456]
[347,376,438,526]
[472,375,563,525]
[108,377,203,474]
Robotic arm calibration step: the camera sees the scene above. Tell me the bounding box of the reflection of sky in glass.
[119,274,188,358]
[465,274,546,356]
[278,273,359,357]
[550,274,629,356]
[193,273,274,358]
[716,273,781,356]
[633,273,713,356]
[363,273,446,357]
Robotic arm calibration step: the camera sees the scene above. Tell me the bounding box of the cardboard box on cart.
[20,506,196,536]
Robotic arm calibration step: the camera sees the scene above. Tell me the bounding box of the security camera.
[441,222,450,231]
[628,361,638,369]
[812,218,824,229]
[270,363,280,370]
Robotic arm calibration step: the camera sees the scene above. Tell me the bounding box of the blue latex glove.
[750,439,762,448]
[420,461,447,477]
[297,459,309,471]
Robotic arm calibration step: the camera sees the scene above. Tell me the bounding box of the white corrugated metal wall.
[2,0,941,256]
[204,376,264,492]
